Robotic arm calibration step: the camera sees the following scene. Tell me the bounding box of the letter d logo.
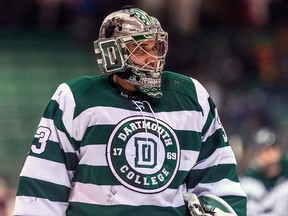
[135,137,157,168]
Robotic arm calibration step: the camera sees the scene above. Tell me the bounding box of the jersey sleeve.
[14,83,79,216]
[186,79,247,216]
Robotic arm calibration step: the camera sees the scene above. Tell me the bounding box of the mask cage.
[94,31,168,76]
[121,32,168,77]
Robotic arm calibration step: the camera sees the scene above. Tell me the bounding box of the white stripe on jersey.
[51,83,76,139]
[20,156,73,187]
[193,146,237,170]
[79,144,199,171]
[14,196,68,216]
[69,182,187,207]
[72,107,203,141]
[179,150,199,171]
[157,110,203,132]
[190,178,246,197]
[191,78,210,125]
[79,145,107,166]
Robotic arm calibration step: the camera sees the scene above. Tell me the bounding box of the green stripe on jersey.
[74,165,120,185]
[198,129,229,161]
[66,202,189,216]
[82,125,201,151]
[66,71,203,118]
[201,97,216,135]
[29,139,78,171]
[185,164,240,188]
[17,176,70,202]
[43,99,80,150]
[43,100,64,131]
[81,125,113,146]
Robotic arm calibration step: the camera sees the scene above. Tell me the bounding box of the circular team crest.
[107,116,180,193]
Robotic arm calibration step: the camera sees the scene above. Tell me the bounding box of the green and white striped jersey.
[14,71,247,216]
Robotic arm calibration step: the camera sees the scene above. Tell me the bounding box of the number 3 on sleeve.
[31,126,51,154]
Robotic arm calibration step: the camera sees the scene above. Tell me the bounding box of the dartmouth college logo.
[107,116,180,193]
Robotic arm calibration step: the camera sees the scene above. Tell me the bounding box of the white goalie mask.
[94,7,168,98]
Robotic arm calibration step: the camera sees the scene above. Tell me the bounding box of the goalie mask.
[94,7,168,98]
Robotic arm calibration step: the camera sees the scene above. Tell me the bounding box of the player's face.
[256,145,281,177]
[126,40,160,70]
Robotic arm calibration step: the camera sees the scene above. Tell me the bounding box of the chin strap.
[115,69,134,80]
